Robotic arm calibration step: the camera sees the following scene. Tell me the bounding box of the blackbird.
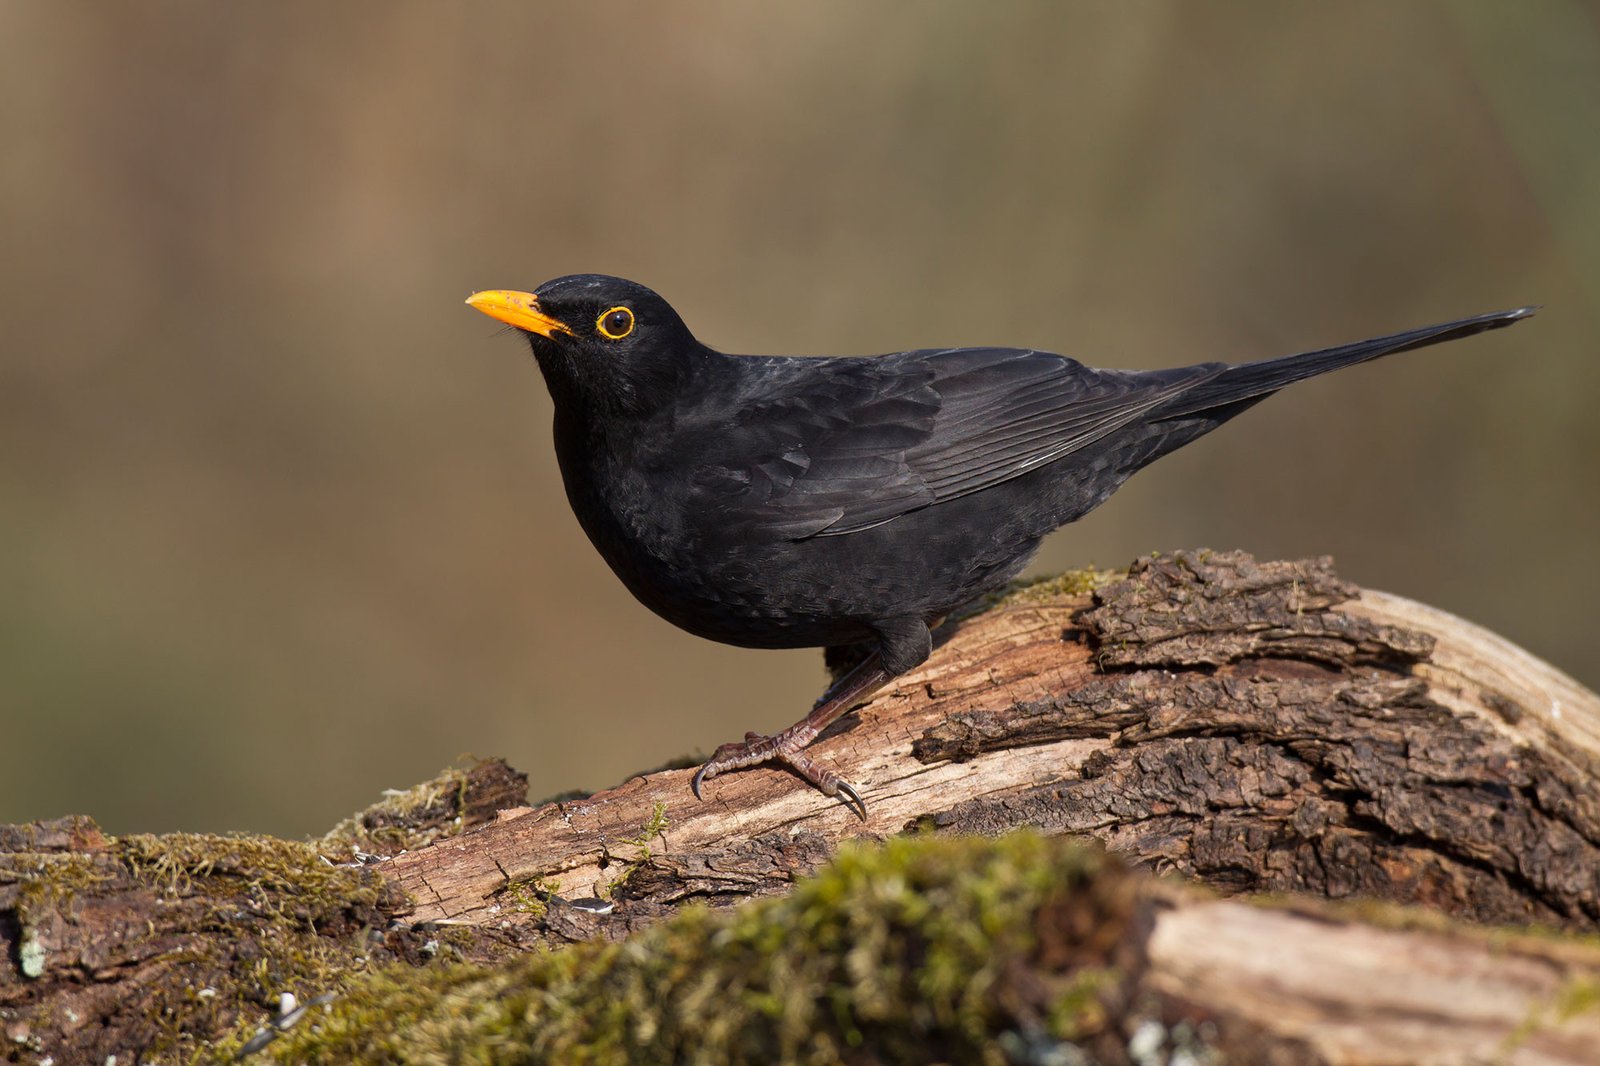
[467,275,1532,817]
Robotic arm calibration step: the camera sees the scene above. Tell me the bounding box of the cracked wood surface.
[1141,892,1600,1064]
[6,550,1600,1064]
[384,550,1600,935]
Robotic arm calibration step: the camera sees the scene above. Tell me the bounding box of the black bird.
[467,276,1533,817]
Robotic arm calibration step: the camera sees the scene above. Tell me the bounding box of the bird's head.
[466,274,704,416]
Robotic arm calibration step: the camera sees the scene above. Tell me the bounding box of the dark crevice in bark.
[4,551,1597,1062]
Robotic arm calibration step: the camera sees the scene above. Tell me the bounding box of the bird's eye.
[597,306,635,340]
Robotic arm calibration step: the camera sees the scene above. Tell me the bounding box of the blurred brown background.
[1,3,1595,836]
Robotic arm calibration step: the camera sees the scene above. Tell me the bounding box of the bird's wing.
[674,355,941,539]
[678,348,1221,539]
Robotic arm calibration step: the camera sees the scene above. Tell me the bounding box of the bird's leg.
[690,652,891,820]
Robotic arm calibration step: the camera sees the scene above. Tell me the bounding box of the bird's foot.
[691,733,866,820]
[689,652,893,820]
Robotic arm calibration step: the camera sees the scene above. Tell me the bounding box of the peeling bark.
[2,550,1597,1063]
[386,551,1600,936]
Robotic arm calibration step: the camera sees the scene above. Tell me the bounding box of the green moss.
[227,833,1130,1064]
[5,828,402,1062]
[321,765,474,856]
[950,567,1122,626]
[1002,567,1122,603]
[1555,975,1600,1020]
[5,852,114,981]
[1269,894,1600,955]
[115,833,391,1060]
[118,832,383,911]
[1501,972,1600,1056]
[1047,966,1116,1040]
[600,801,669,899]
[628,802,670,847]
[501,876,560,917]
[9,851,109,912]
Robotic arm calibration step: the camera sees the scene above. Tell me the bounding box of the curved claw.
[690,763,711,801]
[833,779,867,821]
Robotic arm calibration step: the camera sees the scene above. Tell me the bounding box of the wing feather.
[676,347,1219,539]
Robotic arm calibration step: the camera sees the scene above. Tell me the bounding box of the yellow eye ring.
[596,306,635,340]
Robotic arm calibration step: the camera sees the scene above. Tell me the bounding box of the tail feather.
[1155,306,1536,420]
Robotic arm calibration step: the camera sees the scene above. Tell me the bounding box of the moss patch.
[321,765,473,857]
[226,833,1138,1064]
[3,826,403,1064]
[599,801,669,899]
[9,850,110,915]
[950,567,1123,626]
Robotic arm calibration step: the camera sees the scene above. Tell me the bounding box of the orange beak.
[465,290,574,338]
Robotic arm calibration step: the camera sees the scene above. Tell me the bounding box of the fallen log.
[390,550,1600,936]
[2,550,1596,1063]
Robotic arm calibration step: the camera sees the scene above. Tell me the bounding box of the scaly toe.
[688,731,866,817]
[691,733,778,800]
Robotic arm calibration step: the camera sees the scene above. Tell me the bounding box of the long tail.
[1155,306,1536,420]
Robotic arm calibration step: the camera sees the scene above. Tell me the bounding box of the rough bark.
[0,759,530,1065]
[2,550,1597,1064]
[390,550,1600,936]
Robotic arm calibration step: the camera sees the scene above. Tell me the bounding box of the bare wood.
[5,550,1600,1063]
[387,550,1600,935]
[1350,589,1600,768]
[1141,891,1600,1064]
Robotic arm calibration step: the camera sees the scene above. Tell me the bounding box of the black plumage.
[467,274,1533,815]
